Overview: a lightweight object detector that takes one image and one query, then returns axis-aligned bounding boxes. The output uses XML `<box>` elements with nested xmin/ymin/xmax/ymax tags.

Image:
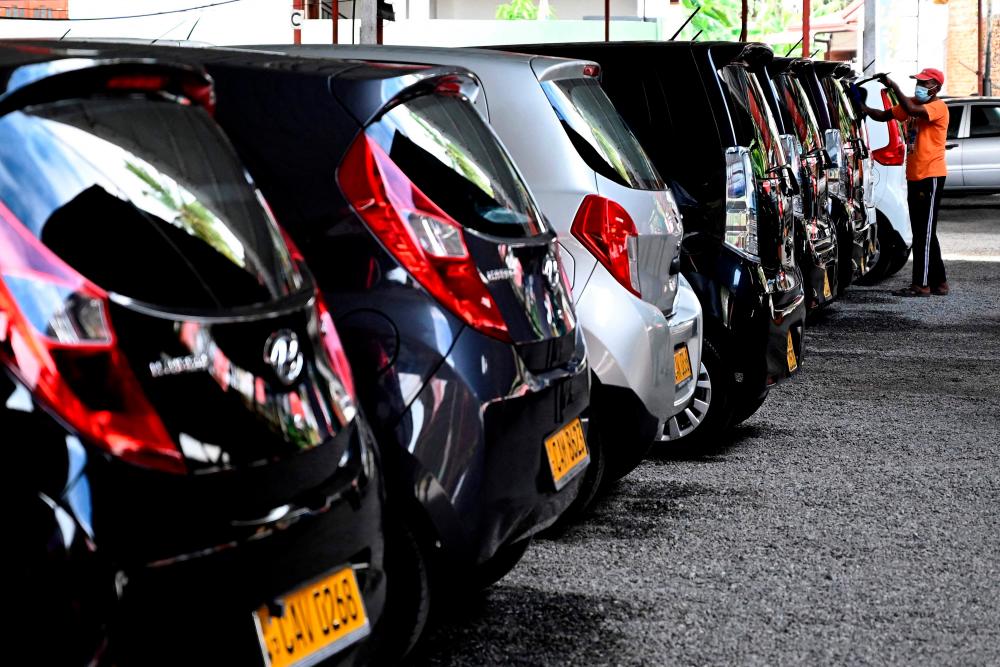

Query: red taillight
<box><xmin>105</xmin><ymin>74</ymin><xmax>169</xmax><ymax>91</ymax></box>
<box><xmin>571</xmin><ymin>195</ymin><xmax>640</xmax><ymax>297</ymax></box>
<box><xmin>337</xmin><ymin>132</ymin><xmax>511</xmax><ymax>342</ymax></box>
<box><xmin>873</xmin><ymin>90</ymin><xmax>905</xmax><ymax>166</ymax></box>
<box><xmin>315</xmin><ymin>295</ymin><xmax>356</xmax><ymax>403</ymax></box>
<box><xmin>0</xmin><ymin>201</ymin><xmax>185</xmax><ymax>474</ymax></box>
<box><xmin>583</xmin><ymin>64</ymin><xmax>601</xmax><ymax>77</ymax></box>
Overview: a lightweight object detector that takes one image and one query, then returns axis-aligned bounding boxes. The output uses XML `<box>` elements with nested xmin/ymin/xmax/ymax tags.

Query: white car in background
<box><xmin>859</xmin><ymin>79</ymin><xmax>912</xmax><ymax>282</ymax></box>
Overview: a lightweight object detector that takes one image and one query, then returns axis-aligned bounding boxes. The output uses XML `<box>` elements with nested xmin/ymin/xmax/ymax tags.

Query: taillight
<box><xmin>723</xmin><ymin>146</ymin><xmax>759</xmax><ymax>260</ymax></box>
<box><xmin>571</xmin><ymin>195</ymin><xmax>640</xmax><ymax>297</ymax></box>
<box><xmin>338</xmin><ymin>132</ymin><xmax>510</xmax><ymax>342</ymax></box>
<box><xmin>0</xmin><ymin>200</ymin><xmax>185</xmax><ymax>474</ymax></box>
<box><xmin>872</xmin><ymin>90</ymin><xmax>905</xmax><ymax>166</ymax></box>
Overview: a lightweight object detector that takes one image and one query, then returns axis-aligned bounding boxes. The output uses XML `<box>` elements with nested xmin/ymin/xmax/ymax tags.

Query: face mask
<box><xmin>914</xmin><ymin>86</ymin><xmax>933</xmax><ymax>102</ymax></box>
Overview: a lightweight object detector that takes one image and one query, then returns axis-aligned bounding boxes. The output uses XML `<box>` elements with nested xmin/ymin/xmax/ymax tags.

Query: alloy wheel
<box><xmin>663</xmin><ymin>362</ymin><xmax>712</xmax><ymax>440</ymax></box>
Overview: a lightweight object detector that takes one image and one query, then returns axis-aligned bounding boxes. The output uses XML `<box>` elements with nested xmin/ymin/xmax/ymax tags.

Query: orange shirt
<box><xmin>892</xmin><ymin>99</ymin><xmax>948</xmax><ymax>181</ymax></box>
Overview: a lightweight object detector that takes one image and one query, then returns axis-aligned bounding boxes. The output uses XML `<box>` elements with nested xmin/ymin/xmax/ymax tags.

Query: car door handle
<box><xmin>946</xmin><ymin>143</ymin><xmax>959</xmax><ymax>150</ymax></box>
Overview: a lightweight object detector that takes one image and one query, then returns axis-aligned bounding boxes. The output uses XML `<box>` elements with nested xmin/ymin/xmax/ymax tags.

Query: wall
<box><xmin>864</xmin><ymin>0</ymin><xmax>949</xmax><ymax>94</ymax></box>
<box><xmin>946</xmin><ymin>0</ymin><xmax>982</xmax><ymax>95</ymax></box>
<box><xmin>0</xmin><ymin>0</ymin><xmax>292</xmax><ymax>44</ymax></box>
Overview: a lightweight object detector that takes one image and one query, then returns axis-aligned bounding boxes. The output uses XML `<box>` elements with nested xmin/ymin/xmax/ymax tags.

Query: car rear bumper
<box><xmin>574</xmin><ymin>263</ymin><xmax>677</xmax><ymax>422</ymax></box>
<box><xmin>667</xmin><ymin>275</ymin><xmax>703</xmax><ymax>412</ymax></box>
<box><xmin>390</xmin><ymin>324</ymin><xmax>590</xmax><ymax>567</ymax></box>
<box><xmin>46</xmin><ymin>418</ymin><xmax>386</xmax><ymax>667</ymax></box>
<box><xmin>684</xmin><ymin>246</ymin><xmax>805</xmax><ymax>396</ymax></box>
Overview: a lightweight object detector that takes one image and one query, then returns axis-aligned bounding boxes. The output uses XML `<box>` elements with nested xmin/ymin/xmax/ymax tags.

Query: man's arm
<box><xmin>879</xmin><ymin>75</ymin><xmax>930</xmax><ymax>120</ymax></box>
<box><xmin>863</xmin><ymin>105</ymin><xmax>895</xmax><ymax>122</ymax></box>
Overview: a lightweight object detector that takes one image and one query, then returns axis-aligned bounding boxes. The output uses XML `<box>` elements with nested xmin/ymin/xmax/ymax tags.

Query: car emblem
<box><xmin>264</xmin><ymin>329</ymin><xmax>304</xmax><ymax>385</ymax></box>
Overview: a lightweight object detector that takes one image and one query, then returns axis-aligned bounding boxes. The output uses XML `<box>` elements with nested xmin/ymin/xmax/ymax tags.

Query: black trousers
<box><xmin>908</xmin><ymin>176</ymin><xmax>947</xmax><ymax>287</ymax></box>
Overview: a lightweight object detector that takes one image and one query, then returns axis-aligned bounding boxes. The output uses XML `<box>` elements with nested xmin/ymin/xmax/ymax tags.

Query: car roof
<box><xmin>250</xmin><ymin>44</ymin><xmax>595</xmax><ymax>80</ymax></box>
<box><xmin>943</xmin><ymin>96</ymin><xmax>1000</xmax><ymax>104</ymax></box>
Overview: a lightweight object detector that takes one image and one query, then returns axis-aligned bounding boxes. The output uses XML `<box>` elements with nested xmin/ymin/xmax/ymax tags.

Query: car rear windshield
<box><xmin>0</xmin><ymin>96</ymin><xmax>303</xmax><ymax>309</ymax></box>
<box><xmin>775</xmin><ymin>74</ymin><xmax>823</xmax><ymax>153</ymax></box>
<box><xmin>365</xmin><ymin>93</ymin><xmax>546</xmax><ymax>238</ymax></box>
<box><xmin>540</xmin><ymin>76</ymin><xmax>665</xmax><ymax>191</ymax></box>
<box><xmin>719</xmin><ymin>65</ymin><xmax>788</xmax><ymax>173</ymax></box>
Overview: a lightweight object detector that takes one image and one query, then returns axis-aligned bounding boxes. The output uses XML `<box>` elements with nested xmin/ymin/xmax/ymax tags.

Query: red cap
<box><xmin>911</xmin><ymin>67</ymin><xmax>944</xmax><ymax>86</ymax></box>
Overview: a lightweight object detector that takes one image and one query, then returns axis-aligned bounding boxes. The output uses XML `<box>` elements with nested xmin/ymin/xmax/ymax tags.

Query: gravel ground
<box><xmin>411</xmin><ymin>197</ymin><xmax>1000</xmax><ymax>666</ymax></box>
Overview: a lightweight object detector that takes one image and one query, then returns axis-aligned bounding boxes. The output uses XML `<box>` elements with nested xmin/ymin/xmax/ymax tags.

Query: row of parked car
<box><xmin>3</xmin><ymin>37</ymin><xmax>913</xmax><ymax>666</ymax></box>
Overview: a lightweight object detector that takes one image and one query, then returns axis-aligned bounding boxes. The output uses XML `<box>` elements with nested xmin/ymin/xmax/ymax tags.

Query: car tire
<box><xmin>374</xmin><ymin>516</ymin><xmax>432</xmax><ymax>664</ymax></box>
<box><xmin>729</xmin><ymin>387</ymin><xmax>769</xmax><ymax>427</ymax></box>
<box><xmin>474</xmin><ymin>538</ymin><xmax>532</xmax><ymax>590</ymax></box>
<box><xmin>660</xmin><ymin>338</ymin><xmax>734</xmax><ymax>449</ymax></box>
<box><xmin>856</xmin><ymin>212</ymin><xmax>897</xmax><ymax>285</ymax></box>
<box><xmin>885</xmin><ymin>245</ymin><xmax>911</xmax><ymax>278</ymax></box>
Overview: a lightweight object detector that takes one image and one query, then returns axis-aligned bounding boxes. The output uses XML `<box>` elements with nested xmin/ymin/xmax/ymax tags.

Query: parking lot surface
<box><xmin>414</xmin><ymin>196</ymin><xmax>1000</xmax><ymax>666</ymax></box>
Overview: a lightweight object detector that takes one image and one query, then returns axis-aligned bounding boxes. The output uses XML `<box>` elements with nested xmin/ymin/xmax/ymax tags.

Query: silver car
<box><xmin>944</xmin><ymin>97</ymin><xmax>1000</xmax><ymax>192</ymax></box>
<box><xmin>261</xmin><ymin>44</ymin><xmax>703</xmax><ymax>502</ymax></box>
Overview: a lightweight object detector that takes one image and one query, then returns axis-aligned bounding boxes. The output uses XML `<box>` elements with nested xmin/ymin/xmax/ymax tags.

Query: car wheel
<box><xmin>474</xmin><ymin>538</ymin><xmax>532</xmax><ymax>590</ymax></box>
<box><xmin>885</xmin><ymin>245</ymin><xmax>911</xmax><ymax>278</ymax></box>
<box><xmin>374</xmin><ymin>516</ymin><xmax>432</xmax><ymax>664</ymax></box>
<box><xmin>660</xmin><ymin>338</ymin><xmax>734</xmax><ymax>448</ymax></box>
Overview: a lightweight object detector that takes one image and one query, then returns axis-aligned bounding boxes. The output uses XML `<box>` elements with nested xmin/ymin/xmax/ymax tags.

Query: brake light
<box><xmin>337</xmin><ymin>132</ymin><xmax>510</xmax><ymax>342</ymax></box>
<box><xmin>723</xmin><ymin>146</ymin><xmax>759</xmax><ymax>260</ymax></box>
<box><xmin>583</xmin><ymin>64</ymin><xmax>601</xmax><ymax>77</ymax></box>
<box><xmin>571</xmin><ymin>195</ymin><xmax>640</xmax><ymax>297</ymax></box>
<box><xmin>0</xmin><ymin>200</ymin><xmax>184</xmax><ymax>474</ymax></box>
<box><xmin>872</xmin><ymin>90</ymin><xmax>905</xmax><ymax>166</ymax></box>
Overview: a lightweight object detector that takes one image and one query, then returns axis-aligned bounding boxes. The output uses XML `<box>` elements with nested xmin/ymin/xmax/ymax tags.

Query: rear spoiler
<box><xmin>733</xmin><ymin>43</ymin><xmax>774</xmax><ymax>68</ymax></box>
<box><xmin>0</xmin><ymin>57</ymin><xmax>213</xmax><ymax>117</ymax></box>
<box><xmin>328</xmin><ymin>63</ymin><xmax>483</xmax><ymax>126</ymax></box>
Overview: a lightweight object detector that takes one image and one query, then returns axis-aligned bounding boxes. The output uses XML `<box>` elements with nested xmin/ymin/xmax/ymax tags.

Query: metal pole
<box><xmin>333</xmin><ymin>0</ymin><xmax>339</xmax><ymax>43</ymax></box>
<box><xmin>978</xmin><ymin>0</ymin><xmax>984</xmax><ymax>95</ymax></box>
<box><xmin>740</xmin><ymin>0</ymin><xmax>748</xmax><ymax>41</ymax></box>
<box><xmin>294</xmin><ymin>0</ymin><xmax>304</xmax><ymax>44</ymax></box>
<box><xmin>803</xmin><ymin>0</ymin><xmax>810</xmax><ymax>58</ymax></box>
<box><xmin>605</xmin><ymin>0</ymin><xmax>610</xmax><ymax>42</ymax></box>
<box><xmin>359</xmin><ymin>0</ymin><xmax>377</xmax><ymax>44</ymax></box>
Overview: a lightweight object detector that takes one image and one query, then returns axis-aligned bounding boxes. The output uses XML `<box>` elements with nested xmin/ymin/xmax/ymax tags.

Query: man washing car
<box><xmin>862</xmin><ymin>68</ymin><xmax>949</xmax><ymax>297</ymax></box>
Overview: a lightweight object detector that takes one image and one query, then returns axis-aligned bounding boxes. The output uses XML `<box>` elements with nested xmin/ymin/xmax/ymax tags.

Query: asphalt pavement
<box><xmin>411</xmin><ymin>194</ymin><xmax>1000</xmax><ymax>666</ymax></box>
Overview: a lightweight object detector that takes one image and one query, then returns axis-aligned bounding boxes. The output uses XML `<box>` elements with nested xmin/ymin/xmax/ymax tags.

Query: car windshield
<box><xmin>541</xmin><ymin>76</ymin><xmax>666</xmax><ymax>191</ymax></box>
<box><xmin>366</xmin><ymin>93</ymin><xmax>546</xmax><ymax>238</ymax></box>
<box><xmin>0</xmin><ymin>96</ymin><xmax>303</xmax><ymax>309</ymax></box>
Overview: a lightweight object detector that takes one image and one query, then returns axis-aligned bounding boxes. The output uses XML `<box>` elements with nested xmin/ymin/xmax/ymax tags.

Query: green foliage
<box><xmin>495</xmin><ymin>0</ymin><xmax>554</xmax><ymax>20</ymax></box>
<box><xmin>674</xmin><ymin>0</ymin><xmax>852</xmax><ymax>56</ymax></box>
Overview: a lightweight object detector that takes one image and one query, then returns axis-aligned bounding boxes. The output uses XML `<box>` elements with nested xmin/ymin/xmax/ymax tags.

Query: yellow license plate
<box><xmin>786</xmin><ymin>330</ymin><xmax>798</xmax><ymax>372</ymax></box>
<box><xmin>254</xmin><ymin>567</ymin><xmax>369</xmax><ymax>667</ymax></box>
<box><xmin>674</xmin><ymin>345</ymin><xmax>693</xmax><ymax>386</ymax></box>
<box><xmin>823</xmin><ymin>271</ymin><xmax>832</xmax><ymax>298</ymax></box>
<box><xmin>544</xmin><ymin>417</ymin><xmax>588</xmax><ymax>490</ymax></box>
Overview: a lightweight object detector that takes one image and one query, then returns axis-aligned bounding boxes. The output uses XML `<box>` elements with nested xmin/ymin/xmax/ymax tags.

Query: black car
<box><xmin>764</xmin><ymin>55</ymin><xmax>841</xmax><ymax>310</ymax></box>
<box><xmin>0</xmin><ymin>49</ymin><xmax>384</xmax><ymax>666</ymax></box>
<box><xmin>792</xmin><ymin>58</ymin><xmax>878</xmax><ymax>290</ymax></box>
<box><xmin>52</xmin><ymin>40</ymin><xmax>592</xmax><ymax>657</ymax></box>
<box><xmin>504</xmin><ymin>40</ymin><xmax>806</xmax><ymax>443</ymax></box>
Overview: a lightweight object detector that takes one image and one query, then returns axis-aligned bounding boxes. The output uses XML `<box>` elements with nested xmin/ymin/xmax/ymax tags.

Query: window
<box><xmin>541</xmin><ymin>76</ymin><xmax>665</xmax><ymax>191</ymax></box>
<box><xmin>947</xmin><ymin>106</ymin><xmax>963</xmax><ymax>139</ymax></box>
<box><xmin>367</xmin><ymin>93</ymin><xmax>546</xmax><ymax>238</ymax></box>
<box><xmin>968</xmin><ymin>104</ymin><xmax>1000</xmax><ymax>138</ymax></box>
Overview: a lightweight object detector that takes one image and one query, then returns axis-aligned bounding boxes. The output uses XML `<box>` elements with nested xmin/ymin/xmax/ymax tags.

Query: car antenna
<box><xmin>669</xmin><ymin>5</ymin><xmax>701</xmax><ymax>41</ymax></box>
<box><xmin>186</xmin><ymin>16</ymin><xmax>202</xmax><ymax>40</ymax></box>
<box><xmin>59</xmin><ymin>28</ymin><xmax>71</xmax><ymax>40</ymax></box>
<box><xmin>692</xmin><ymin>29</ymin><xmax>703</xmax><ymax>41</ymax></box>
<box><xmin>862</xmin><ymin>57</ymin><xmax>876</xmax><ymax>73</ymax></box>
<box><xmin>784</xmin><ymin>38</ymin><xmax>802</xmax><ymax>57</ymax></box>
